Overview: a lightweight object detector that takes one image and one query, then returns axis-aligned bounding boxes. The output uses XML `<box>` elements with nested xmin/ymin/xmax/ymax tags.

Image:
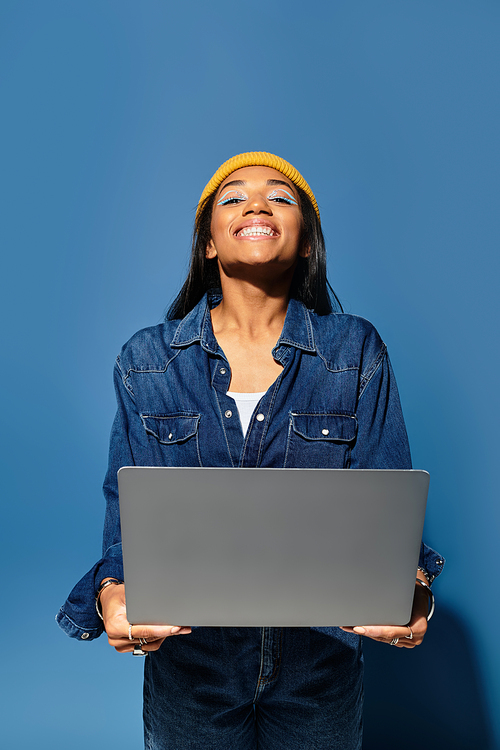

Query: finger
<box><xmin>118</xmin><ymin>638</ymin><xmax>167</xmax><ymax>653</ymax></box>
<box><xmin>139</xmin><ymin>638</ymin><xmax>167</xmax><ymax>653</ymax></box>
<box><xmin>349</xmin><ymin>625</ymin><xmax>422</xmax><ymax>645</ymax></box>
<box><xmin>134</xmin><ymin>630</ymin><xmax>191</xmax><ymax>646</ymax></box>
<box><xmin>131</xmin><ymin>624</ymin><xmax>192</xmax><ymax>640</ymax></box>
<box><xmin>109</xmin><ymin>636</ymin><xmax>166</xmax><ymax>653</ymax></box>
<box><xmin>106</xmin><ymin>618</ymin><xmax>178</xmax><ymax>641</ymax></box>
<box><xmin>112</xmin><ymin>632</ymin><xmax>191</xmax><ymax>654</ymax></box>
<box><xmin>351</xmin><ymin>625</ymin><xmax>408</xmax><ymax>639</ymax></box>
<box><xmin>108</xmin><ymin>626</ymin><xmax>192</xmax><ymax>651</ymax></box>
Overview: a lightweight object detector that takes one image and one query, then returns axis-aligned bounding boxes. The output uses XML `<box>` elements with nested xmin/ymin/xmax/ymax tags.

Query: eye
<box><xmin>267</xmin><ymin>189</ymin><xmax>298</xmax><ymax>206</ymax></box>
<box><xmin>217</xmin><ymin>190</ymin><xmax>247</xmax><ymax>206</ymax></box>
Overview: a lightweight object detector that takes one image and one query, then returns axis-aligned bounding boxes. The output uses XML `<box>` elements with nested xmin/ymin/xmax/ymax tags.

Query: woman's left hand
<box><xmin>339</xmin><ymin>578</ymin><xmax>430</xmax><ymax>648</ymax></box>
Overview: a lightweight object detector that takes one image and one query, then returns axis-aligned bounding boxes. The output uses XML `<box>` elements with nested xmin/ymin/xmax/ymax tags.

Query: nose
<box><xmin>243</xmin><ymin>191</ymin><xmax>272</xmax><ymax>215</ymax></box>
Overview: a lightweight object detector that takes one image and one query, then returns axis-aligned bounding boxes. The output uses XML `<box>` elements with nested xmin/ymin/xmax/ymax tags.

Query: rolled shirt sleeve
<box><xmin>56</xmin><ymin>358</ymin><xmax>140</xmax><ymax>640</ymax></box>
<box><xmin>351</xmin><ymin>340</ymin><xmax>444</xmax><ymax>581</ymax></box>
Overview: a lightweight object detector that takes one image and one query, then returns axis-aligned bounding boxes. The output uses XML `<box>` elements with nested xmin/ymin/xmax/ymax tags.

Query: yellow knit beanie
<box><xmin>196</xmin><ymin>151</ymin><xmax>320</xmax><ymax>225</ymax></box>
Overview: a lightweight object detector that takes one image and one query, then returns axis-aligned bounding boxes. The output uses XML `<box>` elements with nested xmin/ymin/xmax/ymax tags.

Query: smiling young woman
<box><xmin>58</xmin><ymin>152</ymin><xmax>444</xmax><ymax>750</ymax></box>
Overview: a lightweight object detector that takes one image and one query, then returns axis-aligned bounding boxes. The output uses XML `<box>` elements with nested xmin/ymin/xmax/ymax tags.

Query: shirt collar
<box><xmin>275</xmin><ymin>298</ymin><xmax>316</xmax><ymax>352</ymax></box>
<box><xmin>171</xmin><ymin>292</ymin><xmax>316</xmax><ymax>354</ymax></box>
<box><xmin>170</xmin><ymin>293</ymin><xmax>220</xmax><ymax>354</ymax></box>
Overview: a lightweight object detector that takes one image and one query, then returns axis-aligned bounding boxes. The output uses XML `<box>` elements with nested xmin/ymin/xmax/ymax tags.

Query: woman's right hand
<box><xmin>99</xmin><ymin>580</ymin><xmax>192</xmax><ymax>653</ymax></box>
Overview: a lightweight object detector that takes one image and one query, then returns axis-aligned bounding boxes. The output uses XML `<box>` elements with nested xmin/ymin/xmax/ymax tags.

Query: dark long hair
<box><xmin>167</xmin><ymin>186</ymin><xmax>342</xmax><ymax>320</ymax></box>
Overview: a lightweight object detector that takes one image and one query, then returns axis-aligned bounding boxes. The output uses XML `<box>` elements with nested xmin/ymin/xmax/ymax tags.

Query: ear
<box><xmin>299</xmin><ymin>242</ymin><xmax>311</xmax><ymax>259</ymax></box>
<box><xmin>206</xmin><ymin>239</ymin><xmax>217</xmax><ymax>259</ymax></box>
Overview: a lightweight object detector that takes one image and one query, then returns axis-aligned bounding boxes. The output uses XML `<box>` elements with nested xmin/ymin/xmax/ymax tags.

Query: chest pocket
<box><xmin>140</xmin><ymin>413</ymin><xmax>202</xmax><ymax>467</ymax></box>
<box><xmin>284</xmin><ymin>412</ymin><xmax>357</xmax><ymax>468</ymax></box>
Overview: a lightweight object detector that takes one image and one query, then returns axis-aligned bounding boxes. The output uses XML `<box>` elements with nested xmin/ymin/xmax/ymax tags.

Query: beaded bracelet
<box><xmin>95</xmin><ymin>578</ymin><xmax>124</xmax><ymax>621</ymax></box>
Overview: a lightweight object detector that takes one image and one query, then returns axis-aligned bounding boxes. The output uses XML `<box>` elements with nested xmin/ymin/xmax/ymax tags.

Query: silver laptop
<box><xmin>118</xmin><ymin>467</ymin><xmax>429</xmax><ymax>627</ymax></box>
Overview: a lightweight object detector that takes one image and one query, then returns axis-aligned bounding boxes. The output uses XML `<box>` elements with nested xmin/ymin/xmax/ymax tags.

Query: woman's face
<box><xmin>206</xmin><ymin>166</ymin><xmax>309</xmax><ymax>281</ymax></box>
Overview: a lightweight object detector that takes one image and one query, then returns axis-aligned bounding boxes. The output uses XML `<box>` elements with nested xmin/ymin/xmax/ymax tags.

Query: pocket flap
<box><xmin>290</xmin><ymin>413</ymin><xmax>357</xmax><ymax>442</ymax></box>
<box><xmin>140</xmin><ymin>413</ymin><xmax>200</xmax><ymax>444</ymax></box>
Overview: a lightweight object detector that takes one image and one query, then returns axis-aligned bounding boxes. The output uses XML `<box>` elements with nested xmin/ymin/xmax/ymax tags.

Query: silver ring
<box><xmin>139</xmin><ymin>637</ymin><xmax>148</xmax><ymax>646</ymax></box>
<box><xmin>390</xmin><ymin>637</ymin><xmax>399</xmax><ymax>646</ymax></box>
<box><xmin>128</xmin><ymin>624</ymin><xmax>134</xmax><ymax>642</ymax></box>
<box><xmin>404</xmin><ymin>626</ymin><xmax>414</xmax><ymax>640</ymax></box>
<box><xmin>132</xmin><ymin>645</ymin><xmax>147</xmax><ymax>656</ymax></box>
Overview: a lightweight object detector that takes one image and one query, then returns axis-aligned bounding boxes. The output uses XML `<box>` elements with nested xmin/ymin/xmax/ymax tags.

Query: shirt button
<box><xmin>322</xmin><ymin>428</ymin><xmax>330</xmax><ymax>436</ymax></box>
<box><xmin>256</xmin><ymin>413</ymin><xmax>265</xmax><ymax>422</ymax></box>
<box><xmin>225</xmin><ymin>410</ymin><xmax>232</xmax><ymax>418</ymax></box>
<box><xmin>436</xmin><ymin>559</ymin><xmax>444</xmax><ymax>565</ymax></box>
<box><xmin>168</xmin><ymin>433</ymin><xmax>173</xmax><ymax>440</ymax></box>
<box><xmin>81</xmin><ymin>633</ymin><xmax>90</xmax><ymax>640</ymax></box>
<box><xmin>220</xmin><ymin>368</ymin><xmax>227</xmax><ymax>375</ymax></box>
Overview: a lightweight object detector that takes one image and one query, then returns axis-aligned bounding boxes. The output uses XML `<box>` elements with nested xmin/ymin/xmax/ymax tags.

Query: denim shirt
<box><xmin>57</xmin><ymin>293</ymin><xmax>444</xmax><ymax>641</ymax></box>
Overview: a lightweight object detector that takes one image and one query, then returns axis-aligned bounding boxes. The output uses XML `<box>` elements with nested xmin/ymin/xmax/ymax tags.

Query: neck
<box><xmin>211</xmin><ymin>278</ymin><xmax>290</xmax><ymax>338</ymax></box>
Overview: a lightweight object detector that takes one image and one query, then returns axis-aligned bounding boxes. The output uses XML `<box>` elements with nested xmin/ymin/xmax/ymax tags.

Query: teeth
<box><xmin>238</xmin><ymin>226</ymin><xmax>275</xmax><ymax>237</ymax></box>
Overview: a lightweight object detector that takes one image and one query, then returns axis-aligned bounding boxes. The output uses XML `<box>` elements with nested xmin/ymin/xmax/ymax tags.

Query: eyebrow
<box><xmin>267</xmin><ymin>179</ymin><xmax>296</xmax><ymax>191</ymax></box>
<box><xmin>218</xmin><ymin>178</ymin><xmax>297</xmax><ymax>194</ymax></box>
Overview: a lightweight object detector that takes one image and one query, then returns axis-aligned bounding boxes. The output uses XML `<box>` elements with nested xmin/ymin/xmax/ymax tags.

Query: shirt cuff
<box><xmin>56</xmin><ymin>543</ymin><xmax>124</xmax><ymax>641</ymax></box>
<box><xmin>419</xmin><ymin>541</ymin><xmax>445</xmax><ymax>584</ymax></box>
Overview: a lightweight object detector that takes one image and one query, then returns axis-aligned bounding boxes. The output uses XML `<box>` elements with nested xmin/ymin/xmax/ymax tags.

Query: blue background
<box><xmin>1</xmin><ymin>1</ymin><xmax>498</xmax><ymax>747</ymax></box>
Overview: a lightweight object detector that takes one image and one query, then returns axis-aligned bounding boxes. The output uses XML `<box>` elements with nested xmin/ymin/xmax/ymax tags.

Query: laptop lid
<box><xmin>118</xmin><ymin>467</ymin><xmax>429</xmax><ymax>627</ymax></box>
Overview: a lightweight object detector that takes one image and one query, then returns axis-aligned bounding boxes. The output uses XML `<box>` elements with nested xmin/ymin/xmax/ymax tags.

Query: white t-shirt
<box><xmin>227</xmin><ymin>391</ymin><xmax>267</xmax><ymax>436</ymax></box>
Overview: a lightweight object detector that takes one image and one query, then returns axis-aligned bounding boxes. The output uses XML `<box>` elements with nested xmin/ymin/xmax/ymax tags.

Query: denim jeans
<box><xmin>143</xmin><ymin>627</ymin><xmax>363</xmax><ymax>750</ymax></box>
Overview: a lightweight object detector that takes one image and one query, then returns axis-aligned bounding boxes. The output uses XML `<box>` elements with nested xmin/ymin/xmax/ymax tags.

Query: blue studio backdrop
<box><xmin>1</xmin><ymin>2</ymin><xmax>499</xmax><ymax>748</ymax></box>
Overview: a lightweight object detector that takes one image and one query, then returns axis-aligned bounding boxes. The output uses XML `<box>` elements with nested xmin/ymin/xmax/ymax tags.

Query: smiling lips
<box><xmin>235</xmin><ymin>221</ymin><xmax>279</xmax><ymax>238</ymax></box>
